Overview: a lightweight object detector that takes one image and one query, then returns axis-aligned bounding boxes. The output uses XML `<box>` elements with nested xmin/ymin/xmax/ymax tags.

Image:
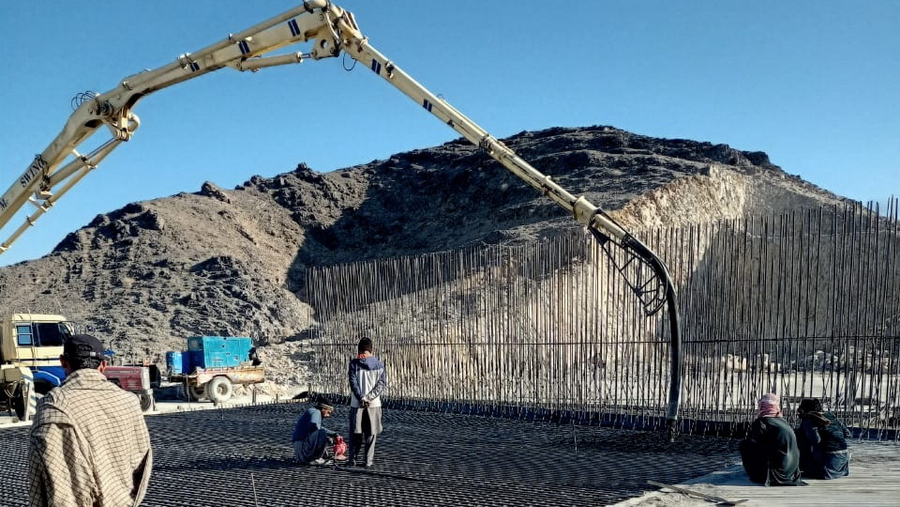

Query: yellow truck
<box><xmin>0</xmin><ymin>313</ymin><xmax>155</xmax><ymax>420</ymax></box>
<box><xmin>0</xmin><ymin>313</ymin><xmax>72</xmax><ymax>419</ymax></box>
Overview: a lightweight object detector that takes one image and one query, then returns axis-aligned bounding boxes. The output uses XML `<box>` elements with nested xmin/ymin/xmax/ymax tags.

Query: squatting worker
<box><xmin>28</xmin><ymin>333</ymin><xmax>153</xmax><ymax>507</ymax></box>
<box><xmin>348</xmin><ymin>336</ymin><xmax>387</xmax><ymax>467</ymax></box>
<box><xmin>292</xmin><ymin>398</ymin><xmax>342</xmax><ymax>465</ymax></box>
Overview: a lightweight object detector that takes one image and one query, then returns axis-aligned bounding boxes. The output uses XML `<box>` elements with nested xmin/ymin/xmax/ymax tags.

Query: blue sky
<box><xmin>1</xmin><ymin>1</ymin><xmax>897</xmax><ymax>266</ymax></box>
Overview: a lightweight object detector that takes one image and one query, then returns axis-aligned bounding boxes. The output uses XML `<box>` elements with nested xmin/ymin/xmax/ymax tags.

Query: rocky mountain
<box><xmin>0</xmin><ymin>125</ymin><xmax>850</xmax><ymax>389</ymax></box>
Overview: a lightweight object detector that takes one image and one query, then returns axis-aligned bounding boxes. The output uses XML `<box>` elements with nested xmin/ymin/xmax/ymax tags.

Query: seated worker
<box><xmin>292</xmin><ymin>399</ymin><xmax>346</xmax><ymax>466</ymax></box>
<box><xmin>739</xmin><ymin>393</ymin><xmax>805</xmax><ymax>486</ymax></box>
<box><xmin>795</xmin><ymin>398</ymin><xmax>851</xmax><ymax>479</ymax></box>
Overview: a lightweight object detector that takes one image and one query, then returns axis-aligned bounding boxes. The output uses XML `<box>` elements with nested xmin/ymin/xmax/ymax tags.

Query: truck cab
<box><xmin>1</xmin><ymin>313</ymin><xmax>72</xmax><ymax>394</ymax></box>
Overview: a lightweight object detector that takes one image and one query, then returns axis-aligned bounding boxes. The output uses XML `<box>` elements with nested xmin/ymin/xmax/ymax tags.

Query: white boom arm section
<box><xmin>1</xmin><ymin>1</ymin><xmax>682</xmax><ymax>436</ymax></box>
<box><xmin>0</xmin><ymin>1</ymin><xmax>348</xmax><ymax>254</ymax></box>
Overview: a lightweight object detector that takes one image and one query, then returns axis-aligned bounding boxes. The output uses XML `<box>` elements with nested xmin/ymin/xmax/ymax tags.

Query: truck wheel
<box><xmin>207</xmin><ymin>376</ymin><xmax>233</xmax><ymax>404</ymax></box>
<box><xmin>185</xmin><ymin>383</ymin><xmax>206</xmax><ymax>401</ymax></box>
<box><xmin>136</xmin><ymin>392</ymin><xmax>154</xmax><ymax>412</ymax></box>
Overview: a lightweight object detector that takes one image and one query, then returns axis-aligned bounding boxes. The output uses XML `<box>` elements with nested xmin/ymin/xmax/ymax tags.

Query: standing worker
<box><xmin>348</xmin><ymin>336</ymin><xmax>387</xmax><ymax>468</ymax></box>
<box><xmin>28</xmin><ymin>334</ymin><xmax>153</xmax><ymax>507</ymax></box>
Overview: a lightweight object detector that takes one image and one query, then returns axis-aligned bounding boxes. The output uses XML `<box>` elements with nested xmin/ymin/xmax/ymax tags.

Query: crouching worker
<box><xmin>292</xmin><ymin>399</ymin><xmax>347</xmax><ymax>466</ymax></box>
<box><xmin>739</xmin><ymin>393</ymin><xmax>805</xmax><ymax>486</ymax></box>
<box><xmin>795</xmin><ymin>398</ymin><xmax>851</xmax><ymax>479</ymax></box>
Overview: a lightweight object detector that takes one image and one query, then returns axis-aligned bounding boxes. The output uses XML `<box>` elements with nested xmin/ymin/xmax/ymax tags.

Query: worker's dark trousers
<box><xmin>350</xmin><ymin>433</ymin><xmax>377</xmax><ymax>466</ymax></box>
<box><xmin>294</xmin><ymin>429</ymin><xmax>329</xmax><ymax>464</ymax></box>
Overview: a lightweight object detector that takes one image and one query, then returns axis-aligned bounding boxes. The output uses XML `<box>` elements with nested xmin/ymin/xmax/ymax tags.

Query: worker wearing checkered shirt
<box><xmin>27</xmin><ymin>334</ymin><xmax>153</xmax><ymax>507</ymax></box>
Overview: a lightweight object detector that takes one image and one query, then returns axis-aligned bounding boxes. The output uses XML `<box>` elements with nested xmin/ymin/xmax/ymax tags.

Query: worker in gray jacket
<box><xmin>347</xmin><ymin>336</ymin><xmax>387</xmax><ymax>467</ymax></box>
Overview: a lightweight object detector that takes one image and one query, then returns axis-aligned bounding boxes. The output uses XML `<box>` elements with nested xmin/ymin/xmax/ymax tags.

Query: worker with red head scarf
<box><xmin>739</xmin><ymin>393</ymin><xmax>805</xmax><ymax>486</ymax></box>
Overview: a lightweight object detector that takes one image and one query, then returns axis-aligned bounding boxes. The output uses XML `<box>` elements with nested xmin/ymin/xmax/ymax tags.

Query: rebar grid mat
<box><xmin>0</xmin><ymin>402</ymin><xmax>742</xmax><ymax>506</ymax></box>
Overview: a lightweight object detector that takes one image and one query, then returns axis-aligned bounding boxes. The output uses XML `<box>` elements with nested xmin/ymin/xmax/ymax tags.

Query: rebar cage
<box><xmin>304</xmin><ymin>201</ymin><xmax>900</xmax><ymax>440</ymax></box>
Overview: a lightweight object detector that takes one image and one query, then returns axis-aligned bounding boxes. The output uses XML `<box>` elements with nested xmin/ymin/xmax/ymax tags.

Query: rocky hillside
<box><xmin>0</xmin><ymin>125</ymin><xmax>849</xmax><ymax>389</ymax></box>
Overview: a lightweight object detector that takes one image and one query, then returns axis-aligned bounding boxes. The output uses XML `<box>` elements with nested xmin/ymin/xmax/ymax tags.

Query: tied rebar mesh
<box><xmin>304</xmin><ymin>201</ymin><xmax>900</xmax><ymax>439</ymax></box>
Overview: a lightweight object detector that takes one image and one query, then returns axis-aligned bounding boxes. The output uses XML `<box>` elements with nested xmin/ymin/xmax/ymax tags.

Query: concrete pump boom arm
<box><xmin>0</xmin><ymin>0</ymin><xmax>352</xmax><ymax>254</ymax></box>
<box><xmin>1</xmin><ymin>1</ymin><xmax>682</xmax><ymax>435</ymax></box>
